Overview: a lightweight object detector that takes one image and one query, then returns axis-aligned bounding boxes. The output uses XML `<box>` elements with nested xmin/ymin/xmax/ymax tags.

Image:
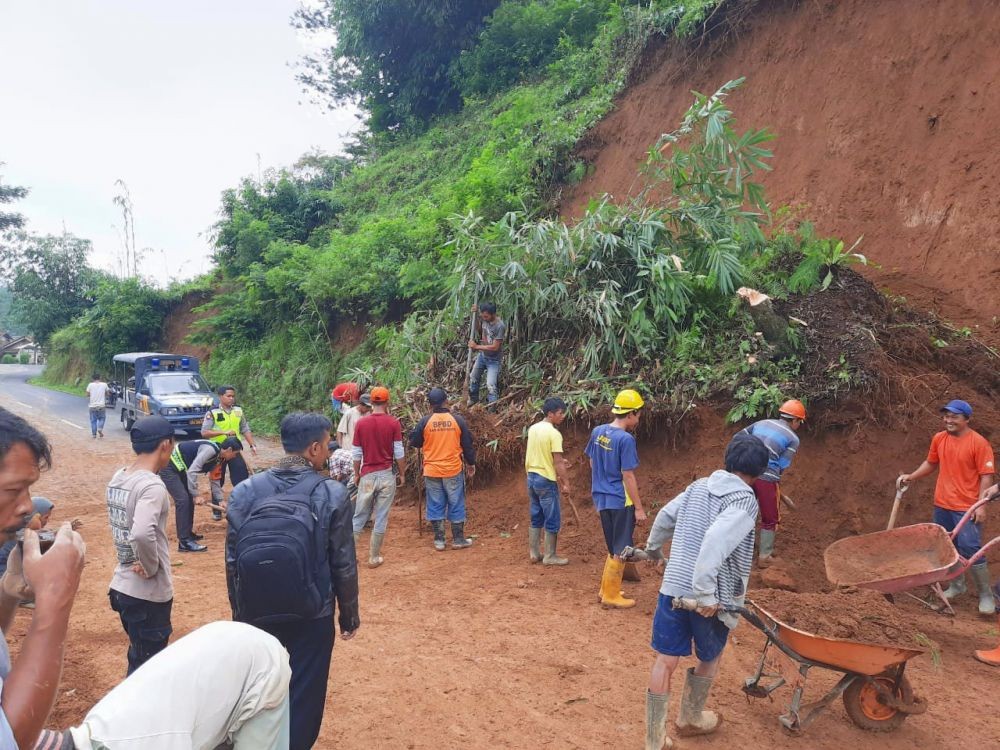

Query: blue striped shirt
<box><xmin>743</xmin><ymin>419</ymin><xmax>799</xmax><ymax>482</ymax></box>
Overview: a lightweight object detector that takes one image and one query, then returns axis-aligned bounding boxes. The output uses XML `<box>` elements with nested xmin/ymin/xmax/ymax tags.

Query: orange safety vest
<box><xmin>421</xmin><ymin>412</ymin><xmax>463</xmax><ymax>478</ymax></box>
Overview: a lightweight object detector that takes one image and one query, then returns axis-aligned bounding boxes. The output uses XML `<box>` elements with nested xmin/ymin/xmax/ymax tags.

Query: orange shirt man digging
<box><xmin>900</xmin><ymin>399</ymin><xmax>996</xmax><ymax>615</ymax></box>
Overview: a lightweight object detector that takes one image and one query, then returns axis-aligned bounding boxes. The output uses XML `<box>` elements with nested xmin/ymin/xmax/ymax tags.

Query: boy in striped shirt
<box><xmin>640</xmin><ymin>433</ymin><xmax>769</xmax><ymax>750</ymax></box>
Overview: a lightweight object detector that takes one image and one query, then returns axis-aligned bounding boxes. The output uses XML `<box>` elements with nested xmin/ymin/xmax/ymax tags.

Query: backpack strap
<box><xmin>289</xmin><ymin>471</ymin><xmax>326</xmax><ymax>504</ymax></box>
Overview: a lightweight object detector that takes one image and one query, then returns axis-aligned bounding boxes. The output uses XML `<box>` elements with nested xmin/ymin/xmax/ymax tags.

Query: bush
<box><xmin>17</xmin><ymin>352</ymin><xmax>29</xmax><ymax>364</ymax></box>
<box><xmin>1</xmin><ymin>354</ymin><xmax>15</xmax><ymax>364</ymax></box>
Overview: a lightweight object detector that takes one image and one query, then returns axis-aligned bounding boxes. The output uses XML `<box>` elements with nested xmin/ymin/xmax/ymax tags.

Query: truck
<box><xmin>109</xmin><ymin>352</ymin><xmax>217</xmax><ymax>435</ymax></box>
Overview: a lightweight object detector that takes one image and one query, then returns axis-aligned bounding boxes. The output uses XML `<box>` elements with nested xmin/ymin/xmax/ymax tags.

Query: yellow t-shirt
<box><xmin>525</xmin><ymin>420</ymin><xmax>563</xmax><ymax>482</ymax></box>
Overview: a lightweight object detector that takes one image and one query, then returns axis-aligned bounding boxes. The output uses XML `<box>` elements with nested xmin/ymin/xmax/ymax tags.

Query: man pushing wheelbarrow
<box><xmin>899</xmin><ymin>399</ymin><xmax>996</xmax><ymax>615</ymax></box>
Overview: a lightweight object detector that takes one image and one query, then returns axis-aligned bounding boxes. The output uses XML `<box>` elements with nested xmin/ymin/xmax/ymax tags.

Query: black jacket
<box><xmin>225</xmin><ymin>465</ymin><xmax>360</xmax><ymax>632</ymax></box>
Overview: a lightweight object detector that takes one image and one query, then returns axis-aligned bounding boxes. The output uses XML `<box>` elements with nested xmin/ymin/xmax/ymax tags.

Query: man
<box><xmin>159</xmin><ymin>437</ymin><xmax>243</xmax><ymax>552</ymax></box>
<box><xmin>525</xmin><ymin>397</ymin><xmax>571</xmax><ymax>566</ymax></box>
<box><xmin>468</xmin><ymin>301</ymin><xmax>506</xmax><ymax>406</ymax></box>
<box><xmin>330</xmin><ymin>381</ymin><xmax>360</xmax><ymax>415</ymax></box>
<box><xmin>409</xmin><ymin>387</ymin><xmax>476</xmax><ymax>552</ymax></box>
<box><xmin>227</xmin><ymin>411</ymin><xmax>360</xmax><ymax>750</ymax></box>
<box><xmin>352</xmin><ymin>386</ymin><xmax>406</xmax><ymax>568</ymax></box>
<box><xmin>740</xmin><ymin>398</ymin><xmax>806</xmax><ymax>566</ymax></box>
<box><xmin>202</xmin><ymin>384</ymin><xmax>258</xmax><ymax>520</ymax></box>
<box><xmin>641</xmin><ymin>434</ymin><xmax>770</xmax><ymax>749</ymax></box>
<box><xmin>585</xmin><ymin>389</ymin><xmax>648</xmax><ymax>609</ymax></box>
<box><xmin>0</xmin><ymin>407</ymin><xmax>292</xmax><ymax>750</ymax></box>
<box><xmin>900</xmin><ymin>399</ymin><xmax>996</xmax><ymax>615</ymax></box>
<box><xmin>106</xmin><ymin>415</ymin><xmax>176</xmax><ymax>675</ymax></box>
<box><xmin>337</xmin><ymin>393</ymin><xmax>372</xmax><ymax>450</ymax></box>
<box><xmin>85</xmin><ymin>373</ymin><xmax>108</xmax><ymax>439</ymax></box>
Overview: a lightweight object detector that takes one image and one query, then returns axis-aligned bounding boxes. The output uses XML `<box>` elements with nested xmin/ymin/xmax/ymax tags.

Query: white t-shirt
<box><xmin>87</xmin><ymin>381</ymin><xmax>109</xmax><ymax>409</ymax></box>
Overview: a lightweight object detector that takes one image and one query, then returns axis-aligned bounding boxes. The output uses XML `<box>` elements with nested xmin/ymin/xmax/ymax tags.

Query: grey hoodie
<box><xmin>646</xmin><ymin>470</ymin><xmax>759</xmax><ymax>628</ymax></box>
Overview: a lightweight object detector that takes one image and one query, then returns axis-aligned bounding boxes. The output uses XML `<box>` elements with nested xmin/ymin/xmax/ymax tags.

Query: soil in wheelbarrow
<box><xmin>752</xmin><ymin>588</ymin><xmax>927</xmax><ymax>648</ymax></box>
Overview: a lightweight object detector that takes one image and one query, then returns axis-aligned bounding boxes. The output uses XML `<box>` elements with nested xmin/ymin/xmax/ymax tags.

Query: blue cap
<box><xmin>941</xmin><ymin>399</ymin><xmax>972</xmax><ymax>417</ymax></box>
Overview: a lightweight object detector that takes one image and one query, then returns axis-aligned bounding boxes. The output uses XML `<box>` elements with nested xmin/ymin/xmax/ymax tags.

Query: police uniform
<box><xmin>159</xmin><ymin>440</ymin><xmax>224</xmax><ymax>545</ymax></box>
<box><xmin>202</xmin><ymin>406</ymin><xmax>252</xmax><ymax>517</ymax></box>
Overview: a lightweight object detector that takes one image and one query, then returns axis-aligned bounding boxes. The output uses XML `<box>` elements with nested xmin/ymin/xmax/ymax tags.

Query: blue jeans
<box><xmin>933</xmin><ymin>506</ymin><xmax>984</xmax><ymax>565</ymax></box>
<box><xmin>527</xmin><ymin>473</ymin><xmax>561</xmax><ymax>532</ymax></box>
<box><xmin>89</xmin><ymin>407</ymin><xmax>107</xmax><ymax>436</ymax></box>
<box><xmin>424</xmin><ymin>472</ymin><xmax>467</xmax><ymax>523</ymax></box>
<box><xmin>353</xmin><ymin>469</ymin><xmax>397</xmax><ymax>534</ymax></box>
<box><xmin>469</xmin><ymin>353</ymin><xmax>501</xmax><ymax>404</ymax></box>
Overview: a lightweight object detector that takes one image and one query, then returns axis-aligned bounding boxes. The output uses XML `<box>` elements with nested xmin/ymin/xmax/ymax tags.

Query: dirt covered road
<box><xmin>4</xmin><ymin>393</ymin><xmax>1000</xmax><ymax>748</ymax></box>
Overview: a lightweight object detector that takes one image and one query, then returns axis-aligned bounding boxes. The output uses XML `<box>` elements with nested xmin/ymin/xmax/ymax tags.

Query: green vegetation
<box><xmin>1</xmin><ymin>354</ymin><xmax>14</xmax><ymax>364</ymax></box>
<box><xmin>25</xmin><ymin>0</ymin><xmax>871</xmax><ymax>432</ymax></box>
<box><xmin>27</xmin><ymin>374</ymin><xmax>88</xmax><ymax>398</ymax></box>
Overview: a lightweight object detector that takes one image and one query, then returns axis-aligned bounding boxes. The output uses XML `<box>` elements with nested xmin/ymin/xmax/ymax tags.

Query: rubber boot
<box><xmin>758</xmin><ymin>529</ymin><xmax>776</xmax><ymax>568</ymax></box>
<box><xmin>600</xmin><ymin>557</ymin><xmax>635</xmax><ymax>609</ymax></box>
<box><xmin>431</xmin><ymin>520</ymin><xmax>446</xmax><ymax>552</ymax></box>
<box><xmin>368</xmin><ymin>532</ymin><xmax>385</xmax><ymax>568</ymax></box>
<box><xmin>451</xmin><ymin>522</ymin><xmax>473</xmax><ymax>549</ymax></box>
<box><xmin>528</xmin><ymin>527</ymin><xmax>542</xmax><ymax>563</ymax></box>
<box><xmin>597</xmin><ymin>555</ymin><xmax>612</xmax><ymax>602</ymax></box>
<box><xmin>974</xmin><ymin>643</ymin><xmax>1000</xmax><ymax>666</ymax></box>
<box><xmin>542</xmin><ymin>531</ymin><xmax>568</xmax><ymax>566</ymax></box>
<box><xmin>645</xmin><ymin>690</ymin><xmax>673</xmax><ymax>750</ymax></box>
<box><xmin>675</xmin><ymin>668</ymin><xmax>722</xmax><ymax>737</ymax></box>
<box><xmin>971</xmin><ymin>564</ymin><xmax>997</xmax><ymax>615</ymax></box>
<box><xmin>943</xmin><ymin>574</ymin><xmax>968</xmax><ymax>600</ymax></box>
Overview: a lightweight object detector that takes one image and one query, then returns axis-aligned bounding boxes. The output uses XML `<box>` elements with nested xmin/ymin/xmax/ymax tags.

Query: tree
<box><xmin>0</xmin><ymin>232</ymin><xmax>97</xmax><ymax>344</ymax></box>
<box><xmin>0</xmin><ymin>166</ymin><xmax>28</xmax><ymax>233</ymax></box>
<box><xmin>293</xmin><ymin>0</ymin><xmax>499</xmax><ymax>132</ymax></box>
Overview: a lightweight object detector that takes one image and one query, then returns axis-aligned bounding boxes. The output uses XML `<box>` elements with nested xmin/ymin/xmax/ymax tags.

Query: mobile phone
<box><xmin>16</xmin><ymin>529</ymin><xmax>56</xmax><ymax>555</ymax></box>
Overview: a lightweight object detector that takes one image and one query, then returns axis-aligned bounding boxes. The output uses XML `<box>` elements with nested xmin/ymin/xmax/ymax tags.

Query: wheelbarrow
<box><xmin>673</xmin><ymin>598</ymin><xmax>927</xmax><ymax>733</ymax></box>
<box><xmin>824</xmin><ymin>494</ymin><xmax>1000</xmax><ymax>614</ymax></box>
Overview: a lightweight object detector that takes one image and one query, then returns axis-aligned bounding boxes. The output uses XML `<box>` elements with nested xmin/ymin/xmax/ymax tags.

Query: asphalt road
<box><xmin>0</xmin><ymin>364</ymin><xmax>128</xmax><ymax>439</ymax></box>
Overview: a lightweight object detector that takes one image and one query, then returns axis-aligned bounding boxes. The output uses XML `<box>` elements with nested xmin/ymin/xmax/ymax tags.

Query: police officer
<box><xmin>201</xmin><ymin>385</ymin><xmax>258</xmax><ymax>520</ymax></box>
<box><xmin>160</xmin><ymin>437</ymin><xmax>243</xmax><ymax>551</ymax></box>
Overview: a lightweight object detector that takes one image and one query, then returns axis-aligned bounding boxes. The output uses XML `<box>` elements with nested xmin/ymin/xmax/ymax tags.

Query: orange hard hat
<box><xmin>779</xmin><ymin>399</ymin><xmax>807</xmax><ymax>421</ymax></box>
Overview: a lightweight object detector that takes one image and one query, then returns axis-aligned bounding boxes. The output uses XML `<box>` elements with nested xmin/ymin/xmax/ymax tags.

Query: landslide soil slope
<box><xmin>563</xmin><ymin>0</ymin><xmax>1000</xmax><ymax>333</ymax></box>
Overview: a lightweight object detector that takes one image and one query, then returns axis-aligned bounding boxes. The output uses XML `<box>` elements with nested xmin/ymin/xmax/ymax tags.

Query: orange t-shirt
<box><xmin>420</xmin><ymin>412</ymin><xmax>463</xmax><ymax>478</ymax></box>
<box><xmin>927</xmin><ymin>429</ymin><xmax>995</xmax><ymax>511</ymax></box>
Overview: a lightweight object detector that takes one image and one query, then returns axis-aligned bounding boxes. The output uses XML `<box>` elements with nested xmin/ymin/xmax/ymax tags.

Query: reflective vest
<box><xmin>208</xmin><ymin>406</ymin><xmax>244</xmax><ymax>444</ymax></box>
<box><xmin>421</xmin><ymin>411</ymin><xmax>463</xmax><ymax>478</ymax></box>
<box><xmin>170</xmin><ymin>440</ymin><xmax>221</xmax><ymax>473</ymax></box>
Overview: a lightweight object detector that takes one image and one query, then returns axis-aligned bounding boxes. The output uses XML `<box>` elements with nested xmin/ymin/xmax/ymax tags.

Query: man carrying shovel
<box><xmin>900</xmin><ymin>399</ymin><xmax>996</xmax><ymax>615</ymax></box>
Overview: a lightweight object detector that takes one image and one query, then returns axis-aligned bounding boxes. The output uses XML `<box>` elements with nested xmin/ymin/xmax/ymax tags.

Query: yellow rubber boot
<box><xmin>974</xmin><ymin>644</ymin><xmax>1000</xmax><ymax>666</ymax></box>
<box><xmin>597</xmin><ymin>555</ymin><xmax>612</xmax><ymax>602</ymax></box>
<box><xmin>601</xmin><ymin>557</ymin><xmax>636</xmax><ymax>609</ymax></box>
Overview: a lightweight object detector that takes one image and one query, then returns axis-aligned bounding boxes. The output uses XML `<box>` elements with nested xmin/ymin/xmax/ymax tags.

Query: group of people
<box><xmin>0</xmin><ymin>299</ymin><xmax>997</xmax><ymax>749</ymax></box>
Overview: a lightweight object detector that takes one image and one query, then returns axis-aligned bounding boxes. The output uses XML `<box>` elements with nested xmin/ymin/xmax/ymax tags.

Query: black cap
<box><xmin>358</xmin><ymin>394</ymin><xmax>372</xmax><ymax>406</ymax></box>
<box><xmin>130</xmin><ymin>416</ymin><xmax>174</xmax><ymax>445</ymax></box>
<box><xmin>428</xmin><ymin>388</ymin><xmax>448</xmax><ymax>406</ymax></box>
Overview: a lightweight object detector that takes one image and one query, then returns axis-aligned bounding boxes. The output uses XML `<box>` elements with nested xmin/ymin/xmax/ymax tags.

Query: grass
<box><xmin>27</xmin><ymin>375</ymin><xmax>87</xmax><ymax>398</ymax></box>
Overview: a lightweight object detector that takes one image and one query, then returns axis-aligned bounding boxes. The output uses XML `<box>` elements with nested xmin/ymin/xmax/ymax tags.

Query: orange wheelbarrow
<box><xmin>824</xmin><ymin>495</ymin><xmax>1000</xmax><ymax>614</ymax></box>
<box><xmin>674</xmin><ymin>598</ymin><xmax>927</xmax><ymax>733</ymax></box>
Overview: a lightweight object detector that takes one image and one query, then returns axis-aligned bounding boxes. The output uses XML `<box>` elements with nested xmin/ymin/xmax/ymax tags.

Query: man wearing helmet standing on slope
<box><xmin>740</xmin><ymin>399</ymin><xmax>806</xmax><ymax>567</ymax></box>
<box><xmin>586</xmin><ymin>389</ymin><xmax>648</xmax><ymax>609</ymax></box>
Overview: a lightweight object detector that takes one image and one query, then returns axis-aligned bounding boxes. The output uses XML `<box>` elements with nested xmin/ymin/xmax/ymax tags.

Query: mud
<box><xmin>752</xmin><ymin>588</ymin><xmax>925</xmax><ymax>647</ymax></box>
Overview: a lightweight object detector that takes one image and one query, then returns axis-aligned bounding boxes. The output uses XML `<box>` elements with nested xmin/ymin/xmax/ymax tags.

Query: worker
<box><xmin>900</xmin><ymin>399</ymin><xmax>996</xmax><ymax>615</ymax></box>
<box><xmin>201</xmin><ymin>385</ymin><xmax>258</xmax><ymax>521</ymax></box>
<box><xmin>330</xmin><ymin>382</ymin><xmax>360</xmax><ymax>415</ymax></box>
<box><xmin>585</xmin><ymin>389</ymin><xmax>648</xmax><ymax>609</ymax></box>
<box><xmin>409</xmin><ymin>388</ymin><xmax>477</xmax><ymax>552</ymax></box>
<box><xmin>337</xmin><ymin>393</ymin><xmax>372</xmax><ymax>450</ymax></box>
<box><xmin>468</xmin><ymin>302</ymin><xmax>506</xmax><ymax>406</ymax></box>
<box><xmin>641</xmin><ymin>433</ymin><xmax>770</xmax><ymax>749</ymax></box>
<box><xmin>740</xmin><ymin>399</ymin><xmax>806</xmax><ymax>566</ymax></box>
<box><xmin>328</xmin><ymin>439</ymin><xmax>358</xmax><ymax>507</ymax></box>
<box><xmin>525</xmin><ymin>397</ymin><xmax>572</xmax><ymax>565</ymax></box>
<box><xmin>352</xmin><ymin>386</ymin><xmax>406</xmax><ymax>568</ymax></box>
<box><xmin>159</xmin><ymin>437</ymin><xmax>243</xmax><ymax>552</ymax></box>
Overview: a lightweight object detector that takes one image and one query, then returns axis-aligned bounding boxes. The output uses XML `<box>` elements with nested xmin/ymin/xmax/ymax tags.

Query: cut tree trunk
<box><xmin>737</xmin><ymin>287</ymin><xmax>792</xmax><ymax>356</ymax></box>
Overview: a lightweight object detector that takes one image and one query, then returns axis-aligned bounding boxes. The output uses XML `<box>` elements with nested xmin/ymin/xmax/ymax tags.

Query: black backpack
<box><xmin>233</xmin><ymin>472</ymin><xmax>327</xmax><ymax>625</ymax></box>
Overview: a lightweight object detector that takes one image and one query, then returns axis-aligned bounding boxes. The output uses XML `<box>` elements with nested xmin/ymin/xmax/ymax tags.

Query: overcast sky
<box><xmin>0</xmin><ymin>0</ymin><xmax>354</xmax><ymax>283</ymax></box>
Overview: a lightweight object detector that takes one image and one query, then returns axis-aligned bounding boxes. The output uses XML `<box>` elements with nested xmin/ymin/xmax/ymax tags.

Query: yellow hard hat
<box><xmin>612</xmin><ymin>389</ymin><xmax>645</xmax><ymax>415</ymax></box>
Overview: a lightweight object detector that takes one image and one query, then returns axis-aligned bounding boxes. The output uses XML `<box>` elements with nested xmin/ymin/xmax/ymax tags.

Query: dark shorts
<box><xmin>651</xmin><ymin>594</ymin><xmax>730</xmax><ymax>662</ymax></box>
<box><xmin>599</xmin><ymin>506</ymin><xmax>635</xmax><ymax>556</ymax></box>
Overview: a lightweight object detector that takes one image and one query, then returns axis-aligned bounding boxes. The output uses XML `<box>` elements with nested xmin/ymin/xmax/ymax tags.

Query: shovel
<box><xmin>886</xmin><ymin>476</ymin><xmax>910</xmax><ymax>530</ymax></box>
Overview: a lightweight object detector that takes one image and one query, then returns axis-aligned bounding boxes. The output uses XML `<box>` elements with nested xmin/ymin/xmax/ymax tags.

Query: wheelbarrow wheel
<box><xmin>842</xmin><ymin>673</ymin><xmax>914</xmax><ymax>732</ymax></box>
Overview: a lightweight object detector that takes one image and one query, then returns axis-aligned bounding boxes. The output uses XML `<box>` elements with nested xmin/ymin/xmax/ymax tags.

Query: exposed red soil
<box><xmin>751</xmin><ymin>588</ymin><xmax>924</xmax><ymax>646</ymax></box>
<box><xmin>160</xmin><ymin>291</ymin><xmax>214</xmax><ymax>361</ymax></box>
<box><xmin>562</xmin><ymin>0</ymin><xmax>1000</xmax><ymax>337</ymax></box>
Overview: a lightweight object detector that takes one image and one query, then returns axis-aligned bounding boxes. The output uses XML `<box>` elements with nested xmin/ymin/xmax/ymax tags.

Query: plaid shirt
<box><xmin>329</xmin><ymin>449</ymin><xmax>356</xmax><ymax>484</ymax></box>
